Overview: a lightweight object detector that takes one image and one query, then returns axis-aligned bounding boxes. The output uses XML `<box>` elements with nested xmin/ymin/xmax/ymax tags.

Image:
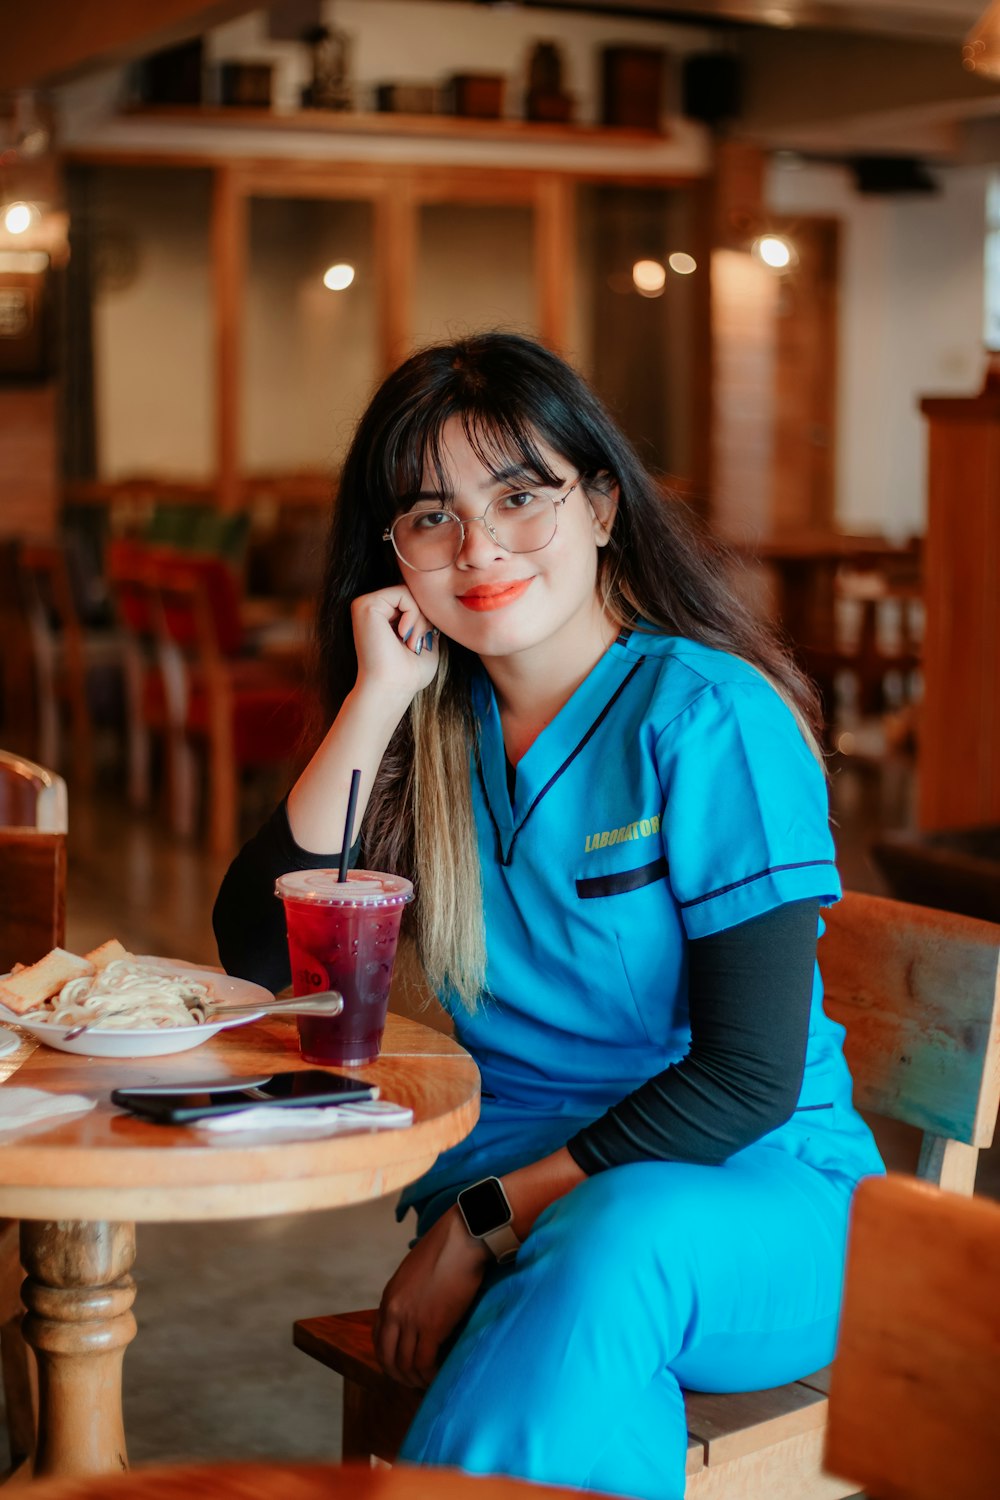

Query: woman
<box><xmin>214</xmin><ymin>332</ymin><xmax>883</xmax><ymax>1500</ymax></box>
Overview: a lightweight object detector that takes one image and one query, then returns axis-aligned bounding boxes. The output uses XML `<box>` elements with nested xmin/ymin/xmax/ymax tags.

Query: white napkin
<box><xmin>0</xmin><ymin>1087</ymin><xmax>97</xmax><ymax>1130</ymax></box>
<box><xmin>196</xmin><ymin>1099</ymin><xmax>414</xmax><ymax>1135</ymax></box>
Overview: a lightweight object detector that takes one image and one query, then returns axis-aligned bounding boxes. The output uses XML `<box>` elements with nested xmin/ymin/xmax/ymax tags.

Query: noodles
<box><xmin>46</xmin><ymin>960</ymin><xmax>213</xmax><ymax>1031</ymax></box>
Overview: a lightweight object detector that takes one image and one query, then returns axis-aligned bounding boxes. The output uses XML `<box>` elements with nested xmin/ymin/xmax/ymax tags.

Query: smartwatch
<box><xmin>456</xmin><ymin>1176</ymin><xmax>521</xmax><ymax>1264</ymax></box>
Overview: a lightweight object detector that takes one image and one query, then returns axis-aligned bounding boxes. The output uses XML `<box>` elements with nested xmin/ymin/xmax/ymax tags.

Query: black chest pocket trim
<box><xmin>576</xmin><ymin>856</ymin><xmax>669</xmax><ymax>900</ymax></box>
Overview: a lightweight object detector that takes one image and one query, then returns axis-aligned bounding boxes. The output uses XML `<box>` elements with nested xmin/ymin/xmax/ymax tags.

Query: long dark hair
<box><xmin>315</xmin><ymin>333</ymin><xmax>821</xmax><ymax>1004</ymax></box>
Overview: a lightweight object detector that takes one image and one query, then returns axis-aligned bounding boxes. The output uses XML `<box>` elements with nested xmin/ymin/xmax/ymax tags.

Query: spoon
<box><xmin>60</xmin><ymin>989</ymin><xmax>344</xmax><ymax>1042</ymax></box>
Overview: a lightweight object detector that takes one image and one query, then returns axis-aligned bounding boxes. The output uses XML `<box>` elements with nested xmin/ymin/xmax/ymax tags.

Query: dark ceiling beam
<box><xmin>518</xmin><ymin>0</ymin><xmax>976</xmax><ymax>44</ymax></box>
<box><xmin>738</xmin><ymin>28</ymin><xmax>999</xmax><ymax>134</ymax></box>
<box><xmin>0</xmin><ymin>0</ymin><xmax>258</xmax><ymax>92</ymax></box>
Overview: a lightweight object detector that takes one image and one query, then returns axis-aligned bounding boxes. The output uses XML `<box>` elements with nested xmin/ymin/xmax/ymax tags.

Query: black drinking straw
<box><xmin>339</xmin><ymin>768</ymin><xmax>361</xmax><ymax>882</ymax></box>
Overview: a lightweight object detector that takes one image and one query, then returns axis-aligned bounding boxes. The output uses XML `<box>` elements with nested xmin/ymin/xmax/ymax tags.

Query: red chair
<box><xmin>147</xmin><ymin>552</ymin><xmax>310</xmax><ymax>855</ymax></box>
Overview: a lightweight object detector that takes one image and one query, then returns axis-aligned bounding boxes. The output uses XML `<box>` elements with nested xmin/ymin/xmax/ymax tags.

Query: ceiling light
<box><xmin>668</xmin><ymin>253</ymin><xmax>697</xmax><ymax>276</ymax></box>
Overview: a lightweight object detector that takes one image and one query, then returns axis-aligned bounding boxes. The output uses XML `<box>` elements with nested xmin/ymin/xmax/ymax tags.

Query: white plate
<box><xmin>0</xmin><ymin>957</ymin><xmax>272</xmax><ymax>1058</ymax></box>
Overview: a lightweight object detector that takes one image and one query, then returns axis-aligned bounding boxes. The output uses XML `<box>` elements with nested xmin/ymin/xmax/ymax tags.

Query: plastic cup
<box><xmin>274</xmin><ymin>869</ymin><xmax>414</xmax><ymax>1066</ymax></box>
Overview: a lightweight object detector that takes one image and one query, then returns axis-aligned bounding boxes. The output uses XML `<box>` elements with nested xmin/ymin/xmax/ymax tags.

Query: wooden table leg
<box><xmin>18</xmin><ymin>1220</ymin><xmax>137</xmax><ymax>1478</ymax></box>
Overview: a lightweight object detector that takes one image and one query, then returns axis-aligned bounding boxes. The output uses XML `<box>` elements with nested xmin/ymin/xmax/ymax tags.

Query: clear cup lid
<box><xmin>274</xmin><ymin>868</ymin><xmax>414</xmax><ymax>908</ymax></box>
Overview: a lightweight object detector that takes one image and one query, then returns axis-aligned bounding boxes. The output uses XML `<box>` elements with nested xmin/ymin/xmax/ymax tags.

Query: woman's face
<box><xmin>395</xmin><ymin>416</ymin><xmax>616</xmax><ymax>667</ymax></box>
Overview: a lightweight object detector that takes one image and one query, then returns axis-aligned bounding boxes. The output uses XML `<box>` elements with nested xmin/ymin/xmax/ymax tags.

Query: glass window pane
<box><xmin>244</xmin><ymin>196</ymin><xmax>377</xmax><ymax>475</ymax></box>
<box><xmin>573</xmin><ymin>184</ymin><xmax>703</xmax><ymax>481</ymax></box>
<box><xmin>89</xmin><ymin>165</ymin><xmax>213</xmax><ymax>480</ymax></box>
<box><xmin>413</xmin><ymin>202</ymin><xmax>536</xmax><ymax>347</ymax></box>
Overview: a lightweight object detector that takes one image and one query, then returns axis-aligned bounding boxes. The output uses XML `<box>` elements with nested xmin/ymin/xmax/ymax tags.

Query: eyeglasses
<box><xmin>383</xmin><ymin>480</ymin><xmax>581</xmax><ymax>572</ymax></box>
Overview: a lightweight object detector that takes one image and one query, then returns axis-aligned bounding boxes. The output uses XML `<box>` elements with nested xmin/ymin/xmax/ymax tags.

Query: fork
<box><xmin>61</xmin><ymin>989</ymin><xmax>343</xmax><ymax>1042</ymax></box>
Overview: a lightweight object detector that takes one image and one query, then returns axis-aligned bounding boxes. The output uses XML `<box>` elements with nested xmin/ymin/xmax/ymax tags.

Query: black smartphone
<box><xmin>110</xmin><ymin>1069</ymin><xmax>377</xmax><ymax>1124</ymax></box>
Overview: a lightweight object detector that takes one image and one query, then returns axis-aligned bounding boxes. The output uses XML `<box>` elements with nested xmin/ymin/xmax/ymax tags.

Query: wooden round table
<box><xmin>0</xmin><ymin>1013</ymin><xmax>479</xmax><ymax>1480</ymax></box>
<box><xmin>27</xmin><ymin>1461</ymin><xmax>592</xmax><ymax>1500</ymax></box>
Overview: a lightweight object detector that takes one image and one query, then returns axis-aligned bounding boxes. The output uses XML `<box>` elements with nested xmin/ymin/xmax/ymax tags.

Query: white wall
<box><xmin>243</xmin><ymin>197</ymin><xmax>379</xmax><ymax>473</ymax></box>
<box><xmin>768</xmin><ymin>157</ymin><xmax>988</xmax><ymax>538</ymax></box>
<box><xmin>413</xmin><ymin>203</ymin><xmax>536</xmax><ymax>349</ymax></box>
<box><xmin>90</xmin><ymin>167</ymin><xmax>214</xmax><ymax>480</ymax></box>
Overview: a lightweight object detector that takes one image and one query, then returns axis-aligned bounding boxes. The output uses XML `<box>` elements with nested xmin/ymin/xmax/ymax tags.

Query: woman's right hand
<box><xmin>351</xmin><ymin>585</ymin><xmax>441</xmax><ymax>702</ymax></box>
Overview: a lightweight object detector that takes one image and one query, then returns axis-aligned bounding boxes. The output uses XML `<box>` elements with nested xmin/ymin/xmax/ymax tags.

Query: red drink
<box><xmin>275</xmin><ymin>870</ymin><xmax>414</xmax><ymax>1066</ymax></box>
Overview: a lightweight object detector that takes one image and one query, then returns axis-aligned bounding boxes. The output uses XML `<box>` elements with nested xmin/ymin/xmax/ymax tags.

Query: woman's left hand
<box><xmin>374</xmin><ymin>1206</ymin><xmax>490</xmax><ymax>1389</ymax></box>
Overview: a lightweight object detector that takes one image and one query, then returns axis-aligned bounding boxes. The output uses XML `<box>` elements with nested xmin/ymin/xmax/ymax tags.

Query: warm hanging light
<box><xmin>322</xmin><ymin>262</ymin><xmax>355</xmax><ymax>291</ymax></box>
<box><xmin>668</xmin><ymin>252</ymin><xmax>697</xmax><ymax>276</ymax></box>
<box><xmin>632</xmin><ymin>259</ymin><xmax>666</xmax><ymax>297</ymax></box>
<box><xmin>3</xmin><ymin>202</ymin><xmax>35</xmax><ymax>235</ymax></box>
<box><xmin>752</xmin><ymin>234</ymin><xmax>795</xmax><ymax>270</ymax></box>
<box><xmin>964</xmin><ymin>2</ymin><xmax>1000</xmax><ymax>78</ymax></box>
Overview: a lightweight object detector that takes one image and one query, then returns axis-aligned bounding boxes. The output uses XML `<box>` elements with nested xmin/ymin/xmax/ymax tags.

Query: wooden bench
<box><xmin>825</xmin><ymin>1173</ymin><xmax>1000</xmax><ymax>1500</ymax></box>
<box><xmin>293</xmin><ymin>890</ymin><xmax>1000</xmax><ymax>1497</ymax></box>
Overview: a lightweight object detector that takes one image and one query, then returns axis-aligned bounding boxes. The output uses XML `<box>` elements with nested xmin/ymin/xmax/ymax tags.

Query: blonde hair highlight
<box><xmin>409</xmin><ymin>644</ymin><xmax>487</xmax><ymax>1011</ymax></box>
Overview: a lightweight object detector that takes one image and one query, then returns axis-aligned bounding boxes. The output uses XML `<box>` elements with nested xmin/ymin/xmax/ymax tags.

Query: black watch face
<box><xmin>459</xmin><ymin>1177</ymin><xmax>509</xmax><ymax>1236</ymax></box>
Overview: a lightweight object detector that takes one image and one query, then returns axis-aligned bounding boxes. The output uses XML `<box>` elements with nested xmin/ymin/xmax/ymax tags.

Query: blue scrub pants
<box><xmin>399</xmin><ymin>1143</ymin><xmax>858</xmax><ymax>1499</ymax></box>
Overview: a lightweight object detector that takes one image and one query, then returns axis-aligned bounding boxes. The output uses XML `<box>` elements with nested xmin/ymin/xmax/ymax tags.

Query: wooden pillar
<box><xmin>534</xmin><ymin>174</ymin><xmax>574</xmax><ymax>353</ymax></box>
<box><xmin>212</xmin><ymin>166</ymin><xmax>247</xmax><ymax>513</ymax></box>
<box><xmin>375</xmin><ymin>184</ymin><xmax>416</xmax><ymax>374</ymax></box>
<box><xmin>919</xmin><ymin>381</ymin><xmax>1000</xmax><ymax>830</ymax></box>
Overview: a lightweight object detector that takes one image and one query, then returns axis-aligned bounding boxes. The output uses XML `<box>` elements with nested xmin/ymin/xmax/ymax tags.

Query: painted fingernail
<box><xmin>403</xmin><ymin>626</ymin><xmax>414</xmax><ymax>643</ymax></box>
<box><xmin>424</xmin><ymin>632</ymin><xmax>434</xmax><ymax>652</ymax></box>
<box><xmin>415</xmin><ymin>636</ymin><xmax>423</xmax><ymax>655</ymax></box>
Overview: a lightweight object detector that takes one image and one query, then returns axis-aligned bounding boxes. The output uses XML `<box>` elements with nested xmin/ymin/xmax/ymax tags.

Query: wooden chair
<box><xmin>18</xmin><ymin>539</ymin><xmax>124</xmax><ymax>791</ymax></box>
<box><xmin>0</xmin><ymin>749</ymin><xmax>66</xmax><ymax>1471</ymax></box>
<box><xmin>105</xmin><ymin>539</ymin><xmax>178</xmax><ymax>816</ymax></box>
<box><xmin>825</xmin><ymin>1173</ymin><xmax>1000</xmax><ymax>1500</ymax></box>
<box><xmin>293</xmin><ymin>891</ymin><xmax>1000</xmax><ymax>1498</ymax></box>
<box><xmin>147</xmin><ymin>554</ymin><xmax>310</xmax><ymax>855</ymax></box>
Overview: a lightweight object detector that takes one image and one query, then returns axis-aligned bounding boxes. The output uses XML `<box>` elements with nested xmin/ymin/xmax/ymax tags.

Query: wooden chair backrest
<box><xmin>155</xmin><ymin>554</ymin><xmax>244</xmax><ymax>658</ymax></box>
<box><xmin>821</xmin><ymin>891</ymin><xmax>1000</xmax><ymax>1193</ymax></box>
<box><xmin>107</xmin><ymin>539</ymin><xmax>157</xmax><ymax>638</ymax></box>
<box><xmin>0</xmin><ymin>751</ymin><xmax>68</xmax><ymax>970</ymax></box>
<box><xmin>0</xmin><ymin>750</ymin><xmax>68</xmax><ymax>833</ymax></box>
<box><xmin>825</xmin><ymin>1173</ymin><xmax>1000</xmax><ymax>1500</ymax></box>
<box><xmin>0</xmin><ymin>828</ymin><xmax>66</xmax><ymax>971</ymax></box>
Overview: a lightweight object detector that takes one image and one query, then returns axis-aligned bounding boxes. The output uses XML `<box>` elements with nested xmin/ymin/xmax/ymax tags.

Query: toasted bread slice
<box><xmin>0</xmin><ymin>948</ymin><xmax>93</xmax><ymax>1016</ymax></box>
<box><xmin>84</xmin><ymin>938</ymin><xmax>132</xmax><ymax>972</ymax></box>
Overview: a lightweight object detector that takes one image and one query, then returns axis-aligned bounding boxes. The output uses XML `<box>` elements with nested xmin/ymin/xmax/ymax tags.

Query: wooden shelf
<box><xmin>122</xmin><ymin>105</ymin><xmax>668</xmax><ymax>149</ymax></box>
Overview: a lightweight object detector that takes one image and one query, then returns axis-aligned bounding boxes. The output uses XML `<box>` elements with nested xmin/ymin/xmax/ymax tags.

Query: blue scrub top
<box><xmin>400</xmin><ymin>629</ymin><xmax>883</xmax><ymax>1227</ymax></box>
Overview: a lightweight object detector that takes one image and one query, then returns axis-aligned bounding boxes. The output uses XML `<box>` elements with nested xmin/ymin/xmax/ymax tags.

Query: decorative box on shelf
<box><xmin>448</xmin><ymin>73</ymin><xmax>505</xmax><ymax>120</ymax></box>
<box><xmin>135</xmin><ymin>39</ymin><xmax>204</xmax><ymax>106</ymax></box>
<box><xmin>375</xmin><ymin>82</ymin><xmax>443</xmax><ymax>115</ymax></box>
<box><xmin>601</xmin><ymin>46</ymin><xmax>666</xmax><ymax>131</ymax></box>
<box><xmin>526</xmin><ymin>90</ymin><xmax>574</xmax><ymax>124</ymax></box>
<box><xmin>217</xmin><ymin>63</ymin><xmax>274</xmax><ymax>109</ymax></box>
<box><xmin>525</xmin><ymin>40</ymin><xmax>574</xmax><ymax>124</ymax></box>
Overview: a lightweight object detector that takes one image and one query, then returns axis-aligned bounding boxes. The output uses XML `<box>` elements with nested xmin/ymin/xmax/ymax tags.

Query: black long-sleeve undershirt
<box><xmin>566</xmin><ymin>898</ymin><xmax>818</xmax><ymax>1172</ymax></box>
<box><xmin>212</xmin><ymin>805</ymin><xmax>820</xmax><ymax>1172</ymax></box>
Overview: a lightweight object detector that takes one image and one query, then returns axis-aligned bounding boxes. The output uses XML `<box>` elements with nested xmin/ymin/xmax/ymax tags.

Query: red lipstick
<box><xmin>457</xmin><ymin>579</ymin><xmax>532</xmax><ymax>612</ymax></box>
